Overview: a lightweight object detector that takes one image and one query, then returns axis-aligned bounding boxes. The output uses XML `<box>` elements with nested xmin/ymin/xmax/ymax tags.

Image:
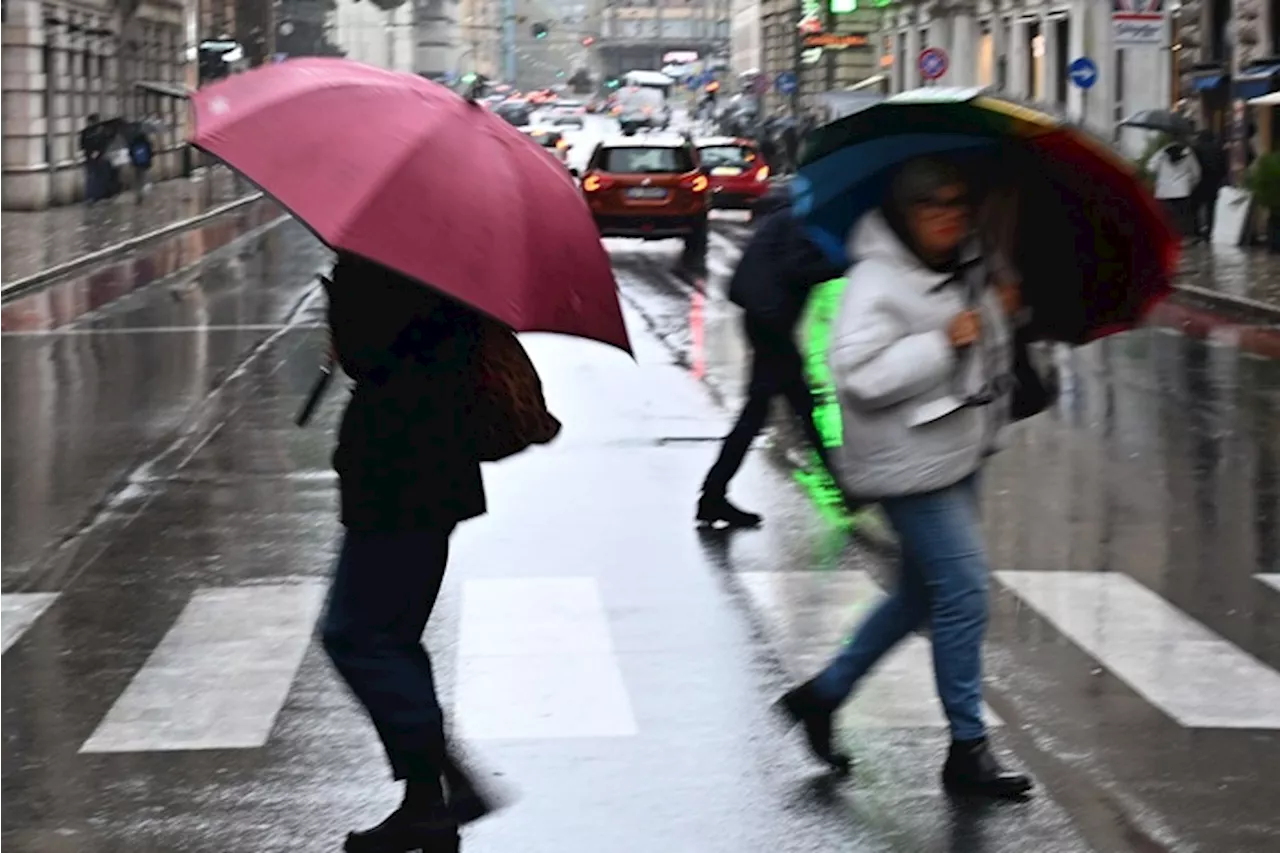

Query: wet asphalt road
<box><xmin>4</xmin><ymin>119</ymin><xmax>1280</xmax><ymax>852</ymax></box>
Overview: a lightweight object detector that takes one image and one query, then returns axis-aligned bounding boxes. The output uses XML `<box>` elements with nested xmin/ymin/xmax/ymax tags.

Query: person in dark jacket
<box><xmin>1191</xmin><ymin>130</ymin><xmax>1227</xmax><ymax>240</ymax></box>
<box><xmin>79</xmin><ymin>113</ymin><xmax>110</xmax><ymax>203</ymax></box>
<box><xmin>697</xmin><ymin>187</ymin><xmax>846</xmax><ymax>527</ymax></box>
<box><xmin>321</xmin><ymin>253</ymin><xmax>495</xmax><ymax>853</ymax></box>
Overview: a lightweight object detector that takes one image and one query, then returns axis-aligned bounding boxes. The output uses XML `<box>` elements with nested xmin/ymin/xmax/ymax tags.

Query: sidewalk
<box><xmin>1178</xmin><ymin>241</ymin><xmax>1280</xmax><ymax>309</ymax></box>
<box><xmin>1</xmin><ymin>168</ymin><xmax>254</xmax><ymax>284</ymax></box>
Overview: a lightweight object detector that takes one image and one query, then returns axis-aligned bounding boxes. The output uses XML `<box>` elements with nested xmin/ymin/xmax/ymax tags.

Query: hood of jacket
<box><xmin>846</xmin><ymin>210</ymin><xmax>978</xmax><ymax>292</ymax></box>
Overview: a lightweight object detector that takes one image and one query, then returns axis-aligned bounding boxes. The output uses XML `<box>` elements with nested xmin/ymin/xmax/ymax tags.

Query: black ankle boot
<box><xmin>696</xmin><ymin>493</ymin><xmax>763</xmax><ymax>528</ymax></box>
<box><xmin>941</xmin><ymin>737</ymin><xmax>1034</xmax><ymax>799</ymax></box>
<box><xmin>776</xmin><ymin>681</ymin><xmax>852</xmax><ymax>774</ymax></box>
<box><xmin>344</xmin><ymin>784</ymin><xmax>459</xmax><ymax>853</ymax></box>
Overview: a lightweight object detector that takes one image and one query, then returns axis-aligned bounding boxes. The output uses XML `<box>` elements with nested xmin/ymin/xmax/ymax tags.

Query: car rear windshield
<box><xmin>698</xmin><ymin>145</ymin><xmax>755</xmax><ymax>168</ymax></box>
<box><xmin>600</xmin><ymin>146</ymin><xmax>694</xmax><ymax>174</ymax></box>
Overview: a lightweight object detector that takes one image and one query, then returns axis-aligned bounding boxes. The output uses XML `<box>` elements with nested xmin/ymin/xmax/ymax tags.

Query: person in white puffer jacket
<box><xmin>776</xmin><ymin>157</ymin><xmax>1034</xmax><ymax>800</ymax></box>
<box><xmin>1147</xmin><ymin>142</ymin><xmax>1202</xmax><ymax>236</ymax></box>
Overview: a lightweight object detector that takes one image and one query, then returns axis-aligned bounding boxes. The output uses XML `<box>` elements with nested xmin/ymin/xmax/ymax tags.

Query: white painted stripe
<box><xmin>1256</xmin><ymin>574</ymin><xmax>1280</xmax><ymax>594</ymax></box>
<box><xmin>738</xmin><ymin>572</ymin><xmax>1002</xmax><ymax>728</ymax></box>
<box><xmin>454</xmin><ymin>578</ymin><xmax>637</xmax><ymax>740</ymax></box>
<box><xmin>80</xmin><ymin>583</ymin><xmax>326</xmax><ymax>753</ymax></box>
<box><xmin>998</xmin><ymin>571</ymin><xmax>1280</xmax><ymax>729</ymax></box>
<box><xmin>2</xmin><ymin>593</ymin><xmax>60</xmax><ymax>653</ymax></box>
<box><xmin>2</xmin><ymin>323</ymin><xmax>326</xmax><ymax>337</ymax></box>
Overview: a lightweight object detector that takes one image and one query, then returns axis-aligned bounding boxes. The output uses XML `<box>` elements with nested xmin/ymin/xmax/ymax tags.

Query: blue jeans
<box><xmin>812</xmin><ymin>474</ymin><xmax>989</xmax><ymax>741</ymax></box>
<box><xmin>322</xmin><ymin>528</ymin><xmax>453</xmax><ymax>779</ymax></box>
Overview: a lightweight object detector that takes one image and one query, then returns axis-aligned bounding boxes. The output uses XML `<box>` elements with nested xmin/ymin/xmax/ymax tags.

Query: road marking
<box><xmin>739</xmin><ymin>572</ymin><xmax>1002</xmax><ymax>728</ymax></box>
<box><xmin>454</xmin><ymin>577</ymin><xmax>638</xmax><ymax>740</ymax></box>
<box><xmin>80</xmin><ymin>583</ymin><xmax>326</xmax><ymax>753</ymax></box>
<box><xmin>2</xmin><ymin>323</ymin><xmax>326</xmax><ymax>337</ymax></box>
<box><xmin>998</xmin><ymin>571</ymin><xmax>1280</xmax><ymax>729</ymax></box>
<box><xmin>2</xmin><ymin>593</ymin><xmax>60</xmax><ymax>653</ymax></box>
<box><xmin>1256</xmin><ymin>574</ymin><xmax>1280</xmax><ymax>594</ymax></box>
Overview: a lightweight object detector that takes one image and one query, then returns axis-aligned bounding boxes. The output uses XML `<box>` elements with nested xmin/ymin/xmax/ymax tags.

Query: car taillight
<box><xmin>685</xmin><ymin>174</ymin><xmax>709</xmax><ymax>193</ymax></box>
<box><xmin>583</xmin><ymin>174</ymin><xmax>609</xmax><ymax>192</ymax></box>
<box><xmin>756</xmin><ymin>166</ymin><xmax>770</xmax><ymax>182</ymax></box>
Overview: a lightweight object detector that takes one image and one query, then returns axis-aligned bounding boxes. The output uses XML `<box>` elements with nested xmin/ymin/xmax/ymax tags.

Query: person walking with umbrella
<box><xmin>697</xmin><ymin>185</ymin><xmax>845</xmax><ymax>527</ymax></box>
<box><xmin>776</xmin><ymin>157</ymin><xmax>1034</xmax><ymax>799</ymax></box>
<box><xmin>321</xmin><ymin>253</ymin><xmax>497</xmax><ymax>853</ymax></box>
<box><xmin>1147</xmin><ymin>140</ymin><xmax>1202</xmax><ymax>239</ymax></box>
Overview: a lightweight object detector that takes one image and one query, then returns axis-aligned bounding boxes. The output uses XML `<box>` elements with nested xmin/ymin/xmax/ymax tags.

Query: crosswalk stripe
<box><xmin>738</xmin><ymin>572</ymin><xmax>1002</xmax><ymax>728</ymax></box>
<box><xmin>2</xmin><ymin>593</ymin><xmax>60</xmax><ymax>654</ymax></box>
<box><xmin>454</xmin><ymin>577</ymin><xmax>638</xmax><ymax>740</ymax></box>
<box><xmin>998</xmin><ymin>571</ymin><xmax>1280</xmax><ymax>729</ymax></box>
<box><xmin>1256</xmin><ymin>574</ymin><xmax>1280</xmax><ymax>594</ymax></box>
<box><xmin>80</xmin><ymin>583</ymin><xmax>326</xmax><ymax>753</ymax></box>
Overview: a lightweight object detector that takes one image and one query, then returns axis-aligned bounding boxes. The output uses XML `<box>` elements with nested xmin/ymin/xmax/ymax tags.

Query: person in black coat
<box><xmin>697</xmin><ymin>187</ymin><xmax>846</xmax><ymax>527</ymax></box>
<box><xmin>1191</xmin><ymin>130</ymin><xmax>1227</xmax><ymax>240</ymax></box>
<box><xmin>321</xmin><ymin>253</ymin><xmax>495</xmax><ymax>853</ymax></box>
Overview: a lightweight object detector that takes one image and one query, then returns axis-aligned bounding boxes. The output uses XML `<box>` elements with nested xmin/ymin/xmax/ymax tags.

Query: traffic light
<box><xmin>532</xmin><ymin>22</ymin><xmax>548</xmax><ymax>39</ymax></box>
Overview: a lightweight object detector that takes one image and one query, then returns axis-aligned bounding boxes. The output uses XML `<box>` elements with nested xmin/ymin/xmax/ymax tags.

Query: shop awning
<box><xmin>135</xmin><ymin>81</ymin><xmax>191</xmax><ymax>99</ymax></box>
<box><xmin>1188</xmin><ymin>73</ymin><xmax>1225</xmax><ymax>92</ymax></box>
<box><xmin>1235</xmin><ymin>64</ymin><xmax>1280</xmax><ymax>100</ymax></box>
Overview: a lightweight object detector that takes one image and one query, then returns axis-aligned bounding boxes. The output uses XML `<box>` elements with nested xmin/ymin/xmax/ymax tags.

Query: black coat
<box><xmin>329</xmin><ymin>256</ymin><xmax>486</xmax><ymax>532</ymax></box>
<box><xmin>727</xmin><ymin>200</ymin><xmax>845</xmax><ymax>334</ymax></box>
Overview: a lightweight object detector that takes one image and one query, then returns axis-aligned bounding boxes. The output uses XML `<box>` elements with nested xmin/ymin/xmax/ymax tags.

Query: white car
<box><xmin>547</xmin><ymin>100</ymin><xmax>587</xmax><ymax>129</ymax></box>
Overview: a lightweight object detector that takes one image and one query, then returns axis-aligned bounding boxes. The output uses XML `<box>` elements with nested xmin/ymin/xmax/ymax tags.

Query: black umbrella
<box><xmin>1120</xmin><ymin>109</ymin><xmax>1194</xmax><ymax>137</ymax></box>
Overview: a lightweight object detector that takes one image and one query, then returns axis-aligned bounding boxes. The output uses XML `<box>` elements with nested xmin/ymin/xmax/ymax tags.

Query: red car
<box><xmin>580</xmin><ymin>135</ymin><xmax>709</xmax><ymax>264</ymax></box>
<box><xmin>694</xmin><ymin>137</ymin><xmax>771</xmax><ymax>211</ymax></box>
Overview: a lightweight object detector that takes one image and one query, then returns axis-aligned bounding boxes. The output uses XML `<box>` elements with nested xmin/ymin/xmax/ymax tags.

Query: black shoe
<box><xmin>344</xmin><ymin>804</ymin><xmax>459</xmax><ymax>853</ymax></box>
<box><xmin>696</xmin><ymin>493</ymin><xmax>762</xmax><ymax>528</ymax></box>
<box><xmin>776</xmin><ymin>681</ymin><xmax>852</xmax><ymax>774</ymax></box>
<box><xmin>941</xmin><ymin>738</ymin><xmax>1034</xmax><ymax>799</ymax></box>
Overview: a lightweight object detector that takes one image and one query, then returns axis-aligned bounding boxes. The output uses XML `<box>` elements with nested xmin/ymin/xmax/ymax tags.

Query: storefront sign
<box><xmin>803</xmin><ymin>34</ymin><xmax>870</xmax><ymax>49</ymax></box>
<box><xmin>1112</xmin><ymin>0</ymin><xmax>1165</xmax><ymax>46</ymax></box>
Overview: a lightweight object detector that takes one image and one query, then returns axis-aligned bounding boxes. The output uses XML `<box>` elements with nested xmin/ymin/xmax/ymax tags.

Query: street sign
<box><xmin>775</xmin><ymin>71</ymin><xmax>798</xmax><ymax>95</ymax></box>
<box><xmin>1068</xmin><ymin>56</ymin><xmax>1097</xmax><ymax>90</ymax></box>
<box><xmin>918</xmin><ymin>47</ymin><xmax>948</xmax><ymax>81</ymax></box>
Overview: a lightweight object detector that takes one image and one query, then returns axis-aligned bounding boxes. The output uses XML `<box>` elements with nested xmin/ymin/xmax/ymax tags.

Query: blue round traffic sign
<box><xmin>775</xmin><ymin>71</ymin><xmax>798</xmax><ymax>95</ymax></box>
<box><xmin>918</xmin><ymin>47</ymin><xmax>948</xmax><ymax>81</ymax></box>
<box><xmin>1068</xmin><ymin>57</ymin><xmax>1098</xmax><ymax>90</ymax></box>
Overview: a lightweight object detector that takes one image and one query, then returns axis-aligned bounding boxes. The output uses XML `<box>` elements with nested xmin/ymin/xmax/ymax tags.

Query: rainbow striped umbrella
<box><xmin>794</xmin><ymin>88</ymin><xmax>1179</xmax><ymax>344</ymax></box>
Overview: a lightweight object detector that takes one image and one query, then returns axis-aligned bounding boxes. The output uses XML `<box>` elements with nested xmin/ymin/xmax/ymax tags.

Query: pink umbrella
<box><xmin>190</xmin><ymin>57</ymin><xmax>629</xmax><ymax>353</ymax></box>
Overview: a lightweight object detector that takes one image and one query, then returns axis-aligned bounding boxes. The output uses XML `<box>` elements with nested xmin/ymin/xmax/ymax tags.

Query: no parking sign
<box><xmin>918</xmin><ymin>47</ymin><xmax>948</xmax><ymax>81</ymax></box>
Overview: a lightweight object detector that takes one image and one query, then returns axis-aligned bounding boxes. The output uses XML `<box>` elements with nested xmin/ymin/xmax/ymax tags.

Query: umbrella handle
<box><xmin>295</xmin><ymin>365</ymin><xmax>334</xmax><ymax>428</ymax></box>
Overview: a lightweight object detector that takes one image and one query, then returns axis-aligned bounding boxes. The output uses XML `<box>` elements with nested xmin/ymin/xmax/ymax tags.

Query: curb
<box><xmin>1</xmin><ymin>192</ymin><xmax>265</xmax><ymax>303</ymax></box>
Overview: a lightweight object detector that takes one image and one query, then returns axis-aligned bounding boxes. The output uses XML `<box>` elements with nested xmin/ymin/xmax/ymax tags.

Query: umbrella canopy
<box><xmin>1119</xmin><ymin>109</ymin><xmax>1195</xmax><ymax>137</ymax></box>
<box><xmin>794</xmin><ymin>88</ymin><xmax>1179</xmax><ymax>344</ymax></box>
<box><xmin>190</xmin><ymin>57</ymin><xmax>630</xmax><ymax>354</ymax></box>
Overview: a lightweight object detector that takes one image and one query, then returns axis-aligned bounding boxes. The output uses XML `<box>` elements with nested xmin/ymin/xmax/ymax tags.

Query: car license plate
<box><xmin>626</xmin><ymin>187</ymin><xmax>668</xmax><ymax>200</ymax></box>
<box><xmin>711</xmin><ymin>167</ymin><xmax>742</xmax><ymax>176</ymax></box>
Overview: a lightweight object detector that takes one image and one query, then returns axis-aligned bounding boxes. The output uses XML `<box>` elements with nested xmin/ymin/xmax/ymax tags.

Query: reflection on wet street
<box><xmin>2</xmin><ymin>205</ymin><xmax>1278</xmax><ymax>853</ymax></box>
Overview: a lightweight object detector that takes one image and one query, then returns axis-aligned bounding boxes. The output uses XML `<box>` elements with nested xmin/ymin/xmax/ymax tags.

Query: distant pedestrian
<box><xmin>321</xmin><ymin>253</ymin><xmax>497</xmax><ymax>853</ymax></box>
<box><xmin>1191</xmin><ymin>131</ymin><xmax>1227</xmax><ymax>240</ymax></box>
<box><xmin>697</xmin><ymin>186</ymin><xmax>845</xmax><ymax>528</ymax></box>
<box><xmin>776</xmin><ymin>157</ymin><xmax>1034</xmax><ymax>800</ymax></box>
<box><xmin>79</xmin><ymin>113</ymin><xmax>110</xmax><ymax>203</ymax></box>
<box><xmin>127</xmin><ymin>123</ymin><xmax>155</xmax><ymax>202</ymax></box>
<box><xmin>1148</xmin><ymin>141</ymin><xmax>1202</xmax><ymax>238</ymax></box>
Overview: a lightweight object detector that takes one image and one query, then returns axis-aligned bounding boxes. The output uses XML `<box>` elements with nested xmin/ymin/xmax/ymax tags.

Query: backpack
<box><xmin>129</xmin><ymin>137</ymin><xmax>152</xmax><ymax>168</ymax></box>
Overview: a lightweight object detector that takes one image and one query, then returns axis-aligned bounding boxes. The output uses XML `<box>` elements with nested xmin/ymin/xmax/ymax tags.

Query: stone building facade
<box><xmin>2</xmin><ymin>0</ymin><xmax>204</xmax><ymax>210</ymax></box>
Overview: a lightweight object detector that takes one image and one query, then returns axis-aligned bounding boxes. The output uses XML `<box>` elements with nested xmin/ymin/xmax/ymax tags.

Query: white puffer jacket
<box><xmin>829</xmin><ymin>211</ymin><xmax>1012</xmax><ymax>500</ymax></box>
